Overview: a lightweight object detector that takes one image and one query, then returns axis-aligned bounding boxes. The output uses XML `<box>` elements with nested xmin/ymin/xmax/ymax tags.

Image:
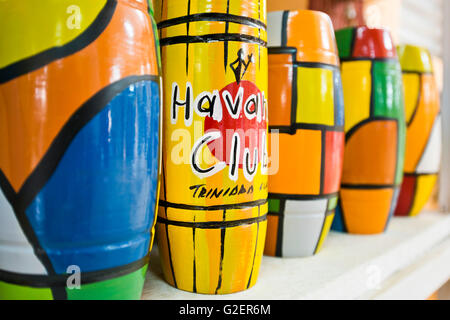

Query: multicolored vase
<box><xmin>332</xmin><ymin>26</ymin><xmax>406</xmax><ymax>234</ymax></box>
<box><xmin>394</xmin><ymin>45</ymin><xmax>441</xmax><ymax>217</ymax></box>
<box><xmin>0</xmin><ymin>0</ymin><xmax>161</xmax><ymax>299</ymax></box>
<box><xmin>154</xmin><ymin>0</ymin><xmax>268</xmax><ymax>294</ymax></box>
<box><xmin>264</xmin><ymin>10</ymin><xmax>344</xmax><ymax>257</ymax></box>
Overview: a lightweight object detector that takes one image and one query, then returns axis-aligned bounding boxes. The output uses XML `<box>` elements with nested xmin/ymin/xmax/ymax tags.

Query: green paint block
<box><xmin>327</xmin><ymin>196</ymin><xmax>338</xmax><ymax>211</ymax></box>
<box><xmin>268</xmin><ymin>199</ymin><xmax>280</xmax><ymax>213</ymax></box>
<box><xmin>65</xmin><ymin>265</ymin><xmax>148</xmax><ymax>300</ymax></box>
<box><xmin>0</xmin><ymin>281</ymin><xmax>53</xmax><ymax>300</ymax></box>
<box><xmin>335</xmin><ymin>28</ymin><xmax>354</xmax><ymax>59</ymax></box>
<box><xmin>372</xmin><ymin>60</ymin><xmax>404</xmax><ymax>119</ymax></box>
<box><xmin>372</xmin><ymin>60</ymin><xmax>406</xmax><ymax>184</ymax></box>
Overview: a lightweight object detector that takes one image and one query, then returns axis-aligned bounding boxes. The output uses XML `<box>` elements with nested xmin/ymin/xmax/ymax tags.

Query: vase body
<box><xmin>154</xmin><ymin>0</ymin><xmax>268</xmax><ymax>294</ymax></box>
<box><xmin>0</xmin><ymin>0</ymin><xmax>161</xmax><ymax>299</ymax></box>
<box><xmin>394</xmin><ymin>45</ymin><xmax>441</xmax><ymax>217</ymax></box>
<box><xmin>332</xmin><ymin>26</ymin><xmax>406</xmax><ymax>234</ymax></box>
<box><xmin>264</xmin><ymin>10</ymin><xmax>344</xmax><ymax>257</ymax></box>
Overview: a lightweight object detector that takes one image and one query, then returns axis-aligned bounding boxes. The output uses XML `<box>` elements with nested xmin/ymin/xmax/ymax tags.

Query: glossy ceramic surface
<box><xmin>154</xmin><ymin>0</ymin><xmax>268</xmax><ymax>294</ymax></box>
<box><xmin>265</xmin><ymin>10</ymin><xmax>344</xmax><ymax>257</ymax></box>
<box><xmin>394</xmin><ymin>45</ymin><xmax>441</xmax><ymax>217</ymax></box>
<box><xmin>0</xmin><ymin>0</ymin><xmax>161</xmax><ymax>299</ymax></box>
<box><xmin>332</xmin><ymin>26</ymin><xmax>406</xmax><ymax>234</ymax></box>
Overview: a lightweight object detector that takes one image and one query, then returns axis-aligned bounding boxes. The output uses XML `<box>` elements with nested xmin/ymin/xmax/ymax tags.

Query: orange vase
<box><xmin>332</xmin><ymin>26</ymin><xmax>406</xmax><ymax>234</ymax></box>
<box><xmin>394</xmin><ymin>45</ymin><xmax>441</xmax><ymax>217</ymax></box>
<box><xmin>264</xmin><ymin>10</ymin><xmax>344</xmax><ymax>257</ymax></box>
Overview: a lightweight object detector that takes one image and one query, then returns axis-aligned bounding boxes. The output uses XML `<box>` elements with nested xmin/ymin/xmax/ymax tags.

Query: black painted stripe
<box><xmin>340</xmin><ymin>57</ymin><xmax>398</xmax><ymax>63</ymax></box>
<box><xmin>215</xmin><ymin>209</ymin><xmax>227</xmax><ymax>294</ymax></box>
<box><xmin>406</xmin><ymin>75</ymin><xmax>422</xmax><ymax>127</ymax></box>
<box><xmin>268</xmin><ymin>47</ymin><xmax>296</xmax><ymax>54</ymax></box>
<box><xmin>0</xmin><ymin>0</ymin><xmax>117</xmax><ymax>84</ymax></box>
<box><xmin>341</xmin><ymin>183</ymin><xmax>399</xmax><ymax>189</ymax></box>
<box><xmin>293</xmin><ymin>61</ymin><xmax>339</xmax><ymax>71</ymax></box>
<box><xmin>274</xmin><ymin>199</ymin><xmax>285</xmax><ymax>257</ymax></box>
<box><xmin>246</xmin><ymin>205</ymin><xmax>260</xmax><ymax>289</ymax></box>
<box><xmin>402</xmin><ymin>70</ymin><xmax>433</xmax><ymax>75</ymax></box>
<box><xmin>157</xmin><ymin>214</ymin><xmax>267</xmax><ymax>229</ymax></box>
<box><xmin>0</xmin><ymin>170</ymin><xmax>57</xmax><ymax>280</ymax></box>
<box><xmin>16</xmin><ymin>75</ymin><xmax>160</xmax><ymax>213</ymax></box>
<box><xmin>0</xmin><ymin>255</ymin><xmax>149</xmax><ymax>288</ymax></box>
<box><xmin>157</xmin><ymin>13</ymin><xmax>266</xmax><ymax>30</ymax></box>
<box><xmin>161</xmin><ymin>162</ymin><xmax>177</xmax><ymax>289</ymax></box>
<box><xmin>319</xmin><ymin>128</ymin><xmax>326</xmax><ymax>195</ymax></box>
<box><xmin>159</xmin><ymin>199</ymin><xmax>267</xmax><ymax>211</ymax></box>
<box><xmin>404</xmin><ymin>172</ymin><xmax>439</xmax><ymax>176</ymax></box>
<box><xmin>269</xmin><ymin>124</ymin><xmax>344</xmax><ymax>134</ymax></box>
<box><xmin>268</xmin><ymin>193</ymin><xmax>338</xmax><ymax>201</ymax></box>
<box><xmin>160</xmin><ymin>34</ymin><xmax>267</xmax><ymax>47</ymax></box>
<box><xmin>281</xmin><ymin>11</ymin><xmax>289</xmax><ymax>47</ymax></box>
<box><xmin>345</xmin><ymin>117</ymin><xmax>397</xmax><ymax>141</ymax></box>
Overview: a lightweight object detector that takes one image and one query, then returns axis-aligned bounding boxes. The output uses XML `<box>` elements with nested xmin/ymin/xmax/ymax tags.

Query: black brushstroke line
<box><xmin>402</xmin><ymin>70</ymin><xmax>433</xmax><ymax>75</ymax></box>
<box><xmin>414</xmin><ymin>113</ymin><xmax>441</xmax><ymax>174</ymax></box>
<box><xmin>247</xmin><ymin>205</ymin><xmax>260</xmax><ymax>288</ymax></box>
<box><xmin>293</xmin><ymin>61</ymin><xmax>340</xmax><ymax>71</ymax></box>
<box><xmin>15</xmin><ymin>75</ymin><xmax>160</xmax><ymax>213</ymax></box>
<box><xmin>192</xmin><ymin>216</ymin><xmax>196</xmax><ymax>293</ymax></box>
<box><xmin>160</xmin><ymin>34</ymin><xmax>267</xmax><ymax>47</ymax></box>
<box><xmin>269</xmin><ymin>48</ymin><xmax>340</xmax><ymax>70</ymax></box>
<box><xmin>404</xmin><ymin>172</ymin><xmax>439</xmax><ymax>177</ymax></box>
<box><xmin>345</xmin><ymin>117</ymin><xmax>397</xmax><ymax>141</ymax></box>
<box><xmin>319</xmin><ymin>128</ymin><xmax>326</xmax><ymax>195</ymax></box>
<box><xmin>0</xmin><ymin>170</ymin><xmax>56</xmax><ymax>281</ymax></box>
<box><xmin>281</xmin><ymin>11</ymin><xmax>289</xmax><ymax>47</ymax></box>
<box><xmin>268</xmin><ymin>192</ymin><xmax>338</xmax><ymax>201</ymax></box>
<box><xmin>275</xmin><ymin>200</ymin><xmax>285</xmax><ymax>257</ymax></box>
<box><xmin>406</xmin><ymin>75</ymin><xmax>422</xmax><ymax>127</ymax></box>
<box><xmin>161</xmin><ymin>162</ymin><xmax>177</xmax><ymax>288</ymax></box>
<box><xmin>224</xmin><ymin>0</ymin><xmax>230</xmax><ymax>71</ymax></box>
<box><xmin>290</xmin><ymin>55</ymin><xmax>298</xmax><ymax>127</ymax></box>
<box><xmin>185</xmin><ymin>0</ymin><xmax>191</xmax><ymax>75</ymax></box>
<box><xmin>269</xmin><ymin>124</ymin><xmax>344</xmax><ymax>135</ymax></box>
<box><xmin>159</xmin><ymin>199</ymin><xmax>267</xmax><ymax>211</ymax></box>
<box><xmin>157</xmin><ymin>214</ymin><xmax>267</xmax><ymax>229</ymax></box>
<box><xmin>341</xmin><ymin>184</ymin><xmax>398</xmax><ymax>189</ymax></box>
<box><xmin>0</xmin><ymin>254</ymin><xmax>149</xmax><ymax>288</ymax></box>
<box><xmin>0</xmin><ymin>0</ymin><xmax>117</xmax><ymax>84</ymax></box>
<box><xmin>157</xmin><ymin>13</ymin><xmax>266</xmax><ymax>30</ymax></box>
<box><xmin>313</xmin><ymin>202</ymin><xmax>328</xmax><ymax>254</ymax></box>
<box><xmin>340</xmin><ymin>57</ymin><xmax>397</xmax><ymax>63</ymax></box>
<box><xmin>258</xmin><ymin>0</ymin><xmax>261</xmax><ymax>70</ymax></box>
<box><xmin>215</xmin><ymin>210</ymin><xmax>227</xmax><ymax>294</ymax></box>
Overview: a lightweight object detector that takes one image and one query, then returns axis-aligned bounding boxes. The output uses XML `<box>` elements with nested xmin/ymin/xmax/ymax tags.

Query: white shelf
<box><xmin>142</xmin><ymin>211</ymin><xmax>450</xmax><ymax>300</ymax></box>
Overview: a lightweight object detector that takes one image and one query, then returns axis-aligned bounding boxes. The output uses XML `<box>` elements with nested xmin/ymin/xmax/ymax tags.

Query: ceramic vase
<box><xmin>154</xmin><ymin>0</ymin><xmax>268</xmax><ymax>294</ymax></box>
<box><xmin>0</xmin><ymin>0</ymin><xmax>161</xmax><ymax>299</ymax></box>
<box><xmin>394</xmin><ymin>45</ymin><xmax>441</xmax><ymax>217</ymax></box>
<box><xmin>332</xmin><ymin>26</ymin><xmax>406</xmax><ymax>234</ymax></box>
<box><xmin>264</xmin><ymin>10</ymin><xmax>344</xmax><ymax>257</ymax></box>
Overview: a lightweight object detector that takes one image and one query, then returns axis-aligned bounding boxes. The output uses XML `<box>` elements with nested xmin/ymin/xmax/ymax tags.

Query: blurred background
<box><xmin>268</xmin><ymin>0</ymin><xmax>449</xmax><ymax>300</ymax></box>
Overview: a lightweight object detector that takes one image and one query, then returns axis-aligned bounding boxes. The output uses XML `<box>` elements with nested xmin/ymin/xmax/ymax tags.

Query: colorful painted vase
<box><xmin>0</xmin><ymin>0</ymin><xmax>161</xmax><ymax>299</ymax></box>
<box><xmin>264</xmin><ymin>10</ymin><xmax>344</xmax><ymax>257</ymax></box>
<box><xmin>332</xmin><ymin>26</ymin><xmax>406</xmax><ymax>234</ymax></box>
<box><xmin>394</xmin><ymin>45</ymin><xmax>441</xmax><ymax>217</ymax></box>
<box><xmin>154</xmin><ymin>0</ymin><xmax>268</xmax><ymax>294</ymax></box>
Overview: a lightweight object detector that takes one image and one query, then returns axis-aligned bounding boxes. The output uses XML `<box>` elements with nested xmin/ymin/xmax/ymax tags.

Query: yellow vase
<box><xmin>154</xmin><ymin>0</ymin><xmax>268</xmax><ymax>294</ymax></box>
